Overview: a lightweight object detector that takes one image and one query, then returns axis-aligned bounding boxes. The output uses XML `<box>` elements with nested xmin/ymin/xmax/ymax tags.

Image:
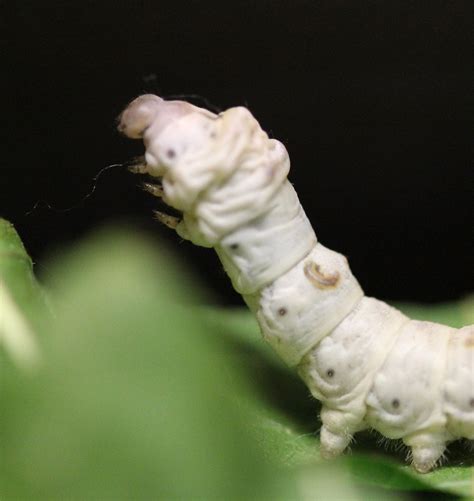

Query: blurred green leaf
<box><xmin>1</xmin><ymin>227</ymin><xmax>294</xmax><ymax>499</ymax></box>
<box><xmin>0</xmin><ymin>219</ymin><xmax>48</xmax><ymax>319</ymax></box>
<box><xmin>396</xmin><ymin>301</ymin><xmax>469</xmax><ymax>329</ymax></box>
<box><xmin>0</xmin><ymin>219</ymin><xmax>48</xmax><ymax>370</ymax></box>
<box><xmin>205</xmin><ymin>306</ymin><xmax>474</xmax><ymax>498</ymax></box>
<box><xmin>1</xmin><ymin>222</ymin><xmax>472</xmax><ymax>499</ymax></box>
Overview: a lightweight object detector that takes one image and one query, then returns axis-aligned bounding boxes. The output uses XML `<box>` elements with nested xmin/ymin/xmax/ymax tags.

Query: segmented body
<box><xmin>118</xmin><ymin>95</ymin><xmax>474</xmax><ymax>472</ymax></box>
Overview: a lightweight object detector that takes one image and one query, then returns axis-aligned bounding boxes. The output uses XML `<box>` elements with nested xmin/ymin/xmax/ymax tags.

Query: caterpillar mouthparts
<box><xmin>119</xmin><ymin>94</ymin><xmax>473</xmax><ymax>473</ymax></box>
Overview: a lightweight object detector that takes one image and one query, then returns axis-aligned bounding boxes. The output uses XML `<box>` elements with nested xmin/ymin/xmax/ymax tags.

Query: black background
<box><xmin>3</xmin><ymin>1</ymin><xmax>472</xmax><ymax>305</ymax></box>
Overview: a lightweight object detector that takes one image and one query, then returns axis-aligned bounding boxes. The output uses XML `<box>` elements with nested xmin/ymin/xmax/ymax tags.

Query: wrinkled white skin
<box><xmin>118</xmin><ymin>94</ymin><xmax>474</xmax><ymax>473</ymax></box>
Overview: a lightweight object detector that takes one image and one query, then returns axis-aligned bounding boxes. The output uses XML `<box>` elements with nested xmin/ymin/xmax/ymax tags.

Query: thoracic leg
<box><xmin>403</xmin><ymin>432</ymin><xmax>447</xmax><ymax>473</ymax></box>
<box><xmin>128</xmin><ymin>156</ymin><xmax>151</xmax><ymax>174</ymax></box>
<box><xmin>128</xmin><ymin>157</ymin><xmax>178</xmax><ymax>229</ymax></box>
<box><xmin>153</xmin><ymin>211</ymin><xmax>180</xmax><ymax>229</ymax></box>
<box><xmin>143</xmin><ymin>182</ymin><xmax>164</xmax><ymax>198</ymax></box>
<box><xmin>319</xmin><ymin>407</ymin><xmax>364</xmax><ymax>459</ymax></box>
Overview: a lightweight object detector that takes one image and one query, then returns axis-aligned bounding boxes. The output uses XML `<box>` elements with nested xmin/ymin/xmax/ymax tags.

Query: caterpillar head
<box><xmin>118</xmin><ymin>94</ymin><xmax>218</xmax><ymax>179</ymax></box>
<box><xmin>117</xmin><ymin>94</ymin><xmax>164</xmax><ymax>139</ymax></box>
<box><xmin>118</xmin><ymin>94</ymin><xmax>272</xmax><ymax>215</ymax></box>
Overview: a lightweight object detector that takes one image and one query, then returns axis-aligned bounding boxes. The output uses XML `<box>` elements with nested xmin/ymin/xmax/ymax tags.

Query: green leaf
<box><xmin>204</xmin><ymin>306</ymin><xmax>474</xmax><ymax>498</ymax></box>
<box><xmin>0</xmin><ymin>219</ymin><xmax>47</xmax><ymax>370</ymax></box>
<box><xmin>396</xmin><ymin>301</ymin><xmax>469</xmax><ymax>329</ymax></box>
<box><xmin>1</xmin><ymin>222</ymin><xmax>472</xmax><ymax>499</ymax></box>
<box><xmin>0</xmin><ymin>219</ymin><xmax>47</xmax><ymax>318</ymax></box>
<box><xmin>0</xmin><ymin>227</ymin><xmax>297</xmax><ymax>500</ymax></box>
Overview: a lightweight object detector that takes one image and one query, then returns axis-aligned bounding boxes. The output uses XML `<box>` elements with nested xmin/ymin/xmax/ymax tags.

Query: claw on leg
<box><xmin>142</xmin><ymin>182</ymin><xmax>164</xmax><ymax>198</ymax></box>
<box><xmin>154</xmin><ymin>211</ymin><xmax>180</xmax><ymax>229</ymax></box>
<box><xmin>128</xmin><ymin>156</ymin><xmax>150</xmax><ymax>175</ymax></box>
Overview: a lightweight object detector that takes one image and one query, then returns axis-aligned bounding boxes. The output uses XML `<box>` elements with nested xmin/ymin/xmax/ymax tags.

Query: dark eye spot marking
<box><xmin>166</xmin><ymin>149</ymin><xmax>176</xmax><ymax>159</ymax></box>
<box><xmin>210</xmin><ymin>132</ymin><xmax>216</xmax><ymax>138</ymax></box>
<box><xmin>277</xmin><ymin>307</ymin><xmax>287</xmax><ymax>316</ymax></box>
<box><xmin>391</xmin><ymin>398</ymin><xmax>400</xmax><ymax>409</ymax></box>
<box><xmin>326</xmin><ymin>369</ymin><xmax>335</xmax><ymax>378</ymax></box>
<box><xmin>469</xmin><ymin>398</ymin><xmax>474</xmax><ymax>408</ymax></box>
<box><xmin>229</xmin><ymin>243</ymin><xmax>239</xmax><ymax>250</ymax></box>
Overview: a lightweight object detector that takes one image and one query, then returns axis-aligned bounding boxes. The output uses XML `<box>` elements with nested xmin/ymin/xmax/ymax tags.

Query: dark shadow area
<box><xmin>3</xmin><ymin>0</ymin><xmax>472</xmax><ymax>305</ymax></box>
<box><xmin>220</xmin><ymin>334</ymin><xmax>321</xmax><ymax>431</ymax></box>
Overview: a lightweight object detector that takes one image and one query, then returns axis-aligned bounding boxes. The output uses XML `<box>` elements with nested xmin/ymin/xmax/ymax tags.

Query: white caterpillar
<box><xmin>118</xmin><ymin>94</ymin><xmax>474</xmax><ymax>473</ymax></box>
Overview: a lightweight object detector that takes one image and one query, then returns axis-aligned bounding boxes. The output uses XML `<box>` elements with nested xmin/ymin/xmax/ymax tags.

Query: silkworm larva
<box><xmin>118</xmin><ymin>94</ymin><xmax>473</xmax><ymax>473</ymax></box>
